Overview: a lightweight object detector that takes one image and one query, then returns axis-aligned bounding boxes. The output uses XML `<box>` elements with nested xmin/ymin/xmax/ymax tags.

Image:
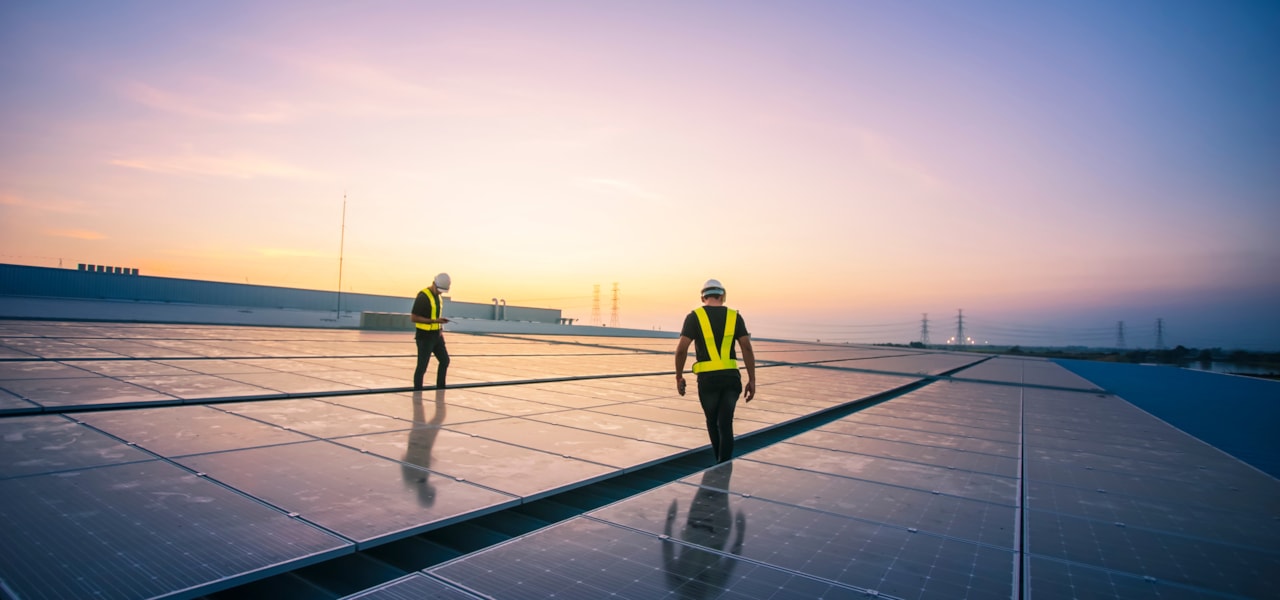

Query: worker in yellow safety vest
<box><xmin>675</xmin><ymin>279</ymin><xmax>757</xmax><ymax>463</ymax></box>
<box><xmin>411</xmin><ymin>273</ymin><xmax>452</xmax><ymax>390</ymax></box>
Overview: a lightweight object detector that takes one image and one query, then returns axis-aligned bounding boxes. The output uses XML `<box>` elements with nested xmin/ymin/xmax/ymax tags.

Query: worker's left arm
<box><xmin>738</xmin><ymin>335</ymin><xmax>756</xmax><ymax>402</ymax></box>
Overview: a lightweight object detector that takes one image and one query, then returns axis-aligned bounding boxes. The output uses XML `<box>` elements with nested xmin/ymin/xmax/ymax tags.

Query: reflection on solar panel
<box><xmin>1</xmin><ymin>320</ymin><xmax>1276</xmax><ymax>599</ymax></box>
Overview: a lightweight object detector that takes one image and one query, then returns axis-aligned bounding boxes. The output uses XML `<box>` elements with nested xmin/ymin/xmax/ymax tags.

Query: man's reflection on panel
<box><xmin>663</xmin><ymin>462</ymin><xmax>746</xmax><ymax>598</ymax></box>
<box><xmin>402</xmin><ymin>389</ymin><xmax>446</xmax><ymax>507</ymax></box>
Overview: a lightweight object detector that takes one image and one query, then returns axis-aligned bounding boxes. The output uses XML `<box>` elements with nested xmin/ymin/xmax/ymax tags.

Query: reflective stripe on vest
<box><xmin>691</xmin><ymin>307</ymin><xmax>738</xmax><ymax>373</ymax></box>
<box><xmin>415</xmin><ymin>288</ymin><xmax>442</xmax><ymax>331</ymax></box>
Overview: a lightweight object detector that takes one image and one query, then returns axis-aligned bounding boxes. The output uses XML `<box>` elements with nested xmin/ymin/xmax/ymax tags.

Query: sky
<box><xmin>2</xmin><ymin>1</ymin><xmax>1278</xmax><ymax>349</ymax></box>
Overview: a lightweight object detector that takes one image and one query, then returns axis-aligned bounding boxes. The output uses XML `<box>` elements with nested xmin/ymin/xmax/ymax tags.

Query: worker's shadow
<box><xmin>662</xmin><ymin>462</ymin><xmax>746</xmax><ymax>598</ymax></box>
<box><xmin>402</xmin><ymin>389</ymin><xmax>446</xmax><ymax>507</ymax></box>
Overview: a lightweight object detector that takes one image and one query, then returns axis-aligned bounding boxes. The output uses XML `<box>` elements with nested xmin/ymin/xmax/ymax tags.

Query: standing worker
<box><xmin>674</xmin><ymin>279</ymin><xmax>757</xmax><ymax>463</ymax></box>
<box><xmin>411</xmin><ymin>273</ymin><xmax>452</xmax><ymax>390</ymax></box>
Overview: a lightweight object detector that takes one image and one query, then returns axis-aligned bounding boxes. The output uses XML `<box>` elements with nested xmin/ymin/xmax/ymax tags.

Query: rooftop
<box><xmin>1</xmin><ymin>319</ymin><xmax>1276</xmax><ymax>599</ymax></box>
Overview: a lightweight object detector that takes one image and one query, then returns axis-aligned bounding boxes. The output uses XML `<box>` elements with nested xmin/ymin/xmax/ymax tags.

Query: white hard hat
<box><xmin>701</xmin><ymin>278</ymin><xmax>725</xmax><ymax>297</ymax></box>
<box><xmin>434</xmin><ymin>273</ymin><xmax>451</xmax><ymax>292</ymax></box>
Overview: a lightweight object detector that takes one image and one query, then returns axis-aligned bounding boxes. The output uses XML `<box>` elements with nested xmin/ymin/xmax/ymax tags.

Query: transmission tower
<box><xmin>920</xmin><ymin>313</ymin><xmax>930</xmax><ymax>345</ymax></box>
<box><xmin>609</xmin><ymin>282</ymin><xmax>620</xmax><ymax>327</ymax></box>
<box><xmin>1116</xmin><ymin>321</ymin><xmax>1126</xmax><ymax>349</ymax></box>
<box><xmin>955</xmin><ymin>309</ymin><xmax>965</xmax><ymax>346</ymax></box>
<box><xmin>1155</xmin><ymin>318</ymin><xmax>1165</xmax><ymax>350</ymax></box>
<box><xmin>590</xmin><ymin>284</ymin><xmax>601</xmax><ymax>325</ymax></box>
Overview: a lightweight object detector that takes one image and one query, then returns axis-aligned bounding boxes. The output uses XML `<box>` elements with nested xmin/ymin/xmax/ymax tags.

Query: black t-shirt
<box><xmin>680</xmin><ymin>305</ymin><xmax>749</xmax><ymax>365</ymax></box>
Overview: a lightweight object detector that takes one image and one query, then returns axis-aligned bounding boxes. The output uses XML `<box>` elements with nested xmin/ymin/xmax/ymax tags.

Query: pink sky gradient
<box><xmin>2</xmin><ymin>2</ymin><xmax>1277</xmax><ymax>349</ymax></box>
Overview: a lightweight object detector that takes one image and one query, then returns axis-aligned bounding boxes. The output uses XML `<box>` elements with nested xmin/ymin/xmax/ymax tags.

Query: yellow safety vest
<box><xmin>691</xmin><ymin>307</ymin><xmax>738</xmax><ymax>373</ymax></box>
<box><xmin>415</xmin><ymin>288</ymin><xmax>442</xmax><ymax>331</ymax></box>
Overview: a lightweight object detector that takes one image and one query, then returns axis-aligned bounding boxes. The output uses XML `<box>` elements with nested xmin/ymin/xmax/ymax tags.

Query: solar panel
<box><xmin>483</xmin><ymin>382</ymin><xmax>637</xmax><ymax>408</ymax></box>
<box><xmin>0</xmin><ymin>414</ymin><xmax>156</xmax><ymax>477</ymax></box>
<box><xmin>824</xmin><ymin>354</ymin><xmax>985</xmax><ymax>375</ymax></box>
<box><xmin>816</xmin><ymin>418</ymin><xmax>1020</xmax><ymax>458</ymax></box>
<box><xmin>0</xmin><ymin>387</ymin><xmax>36</xmax><ymax>413</ymax></box>
<box><xmin>951</xmin><ymin>355</ymin><xmax>1103</xmax><ymax>390</ymax></box>
<box><xmin>326</xmin><ymin>391</ymin><xmax>507</xmax><ymax>425</ymax></box>
<box><xmin>176</xmin><ymin>440</ymin><xmax>519</xmax><ymax>546</ymax></box>
<box><xmin>74</xmin><ymin>404</ymin><xmax>312</xmax><ymax>456</ymax></box>
<box><xmin>786</xmin><ymin>429</ymin><xmax>1021</xmax><ymax>477</ymax></box>
<box><xmin>446</xmin><ymin>417</ymin><xmax>686</xmax><ymax>470</ymax></box>
<box><xmin>1024</xmin><ymin>556</ymin><xmax>1196</xmax><ymax>600</ymax></box>
<box><xmin>430</xmin><ymin>516</ymin><xmax>876</xmax><ymax>599</ymax></box>
<box><xmin>341</xmin><ymin>426</ymin><xmax>619</xmax><ymax>500</ymax></box>
<box><xmin>744</xmin><ymin>442</ymin><xmax>1019</xmax><ymax>505</ymax></box>
<box><xmin>1024</xmin><ymin>509</ymin><xmax>1277</xmax><ymax>598</ymax></box>
<box><xmin>437</xmin><ymin>388</ymin><xmax>586</xmax><ymax>417</ymax></box>
<box><xmin>587</xmin><ymin>477</ymin><xmax>1015</xmax><ymax>599</ymax></box>
<box><xmin>687</xmin><ymin>458</ymin><xmax>1017</xmax><ymax>548</ymax></box>
<box><xmin>115</xmin><ymin>373</ymin><xmax>280</xmax><ymax>403</ymax></box>
<box><xmin>0</xmin><ymin>459</ymin><xmax>349</xmax><ymax>600</ymax></box>
<box><xmin>1</xmin><ymin>323</ymin><xmax>1276</xmax><ymax>599</ymax></box>
<box><xmin>0</xmin><ymin>374</ymin><xmax>178</xmax><ymax>409</ymax></box>
<box><xmin>343</xmin><ymin>573</ymin><xmax>485</xmax><ymax>599</ymax></box>
<box><xmin>1022</xmin><ymin>480</ymin><xmax>1280</xmax><ymax>549</ymax></box>
<box><xmin>218</xmin><ymin>398</ymin><xmax>418</xmax><ymax>438</ymax></box>
<box><xmin>528</xmin><ymin>409</ymin><xmax>712</xmax><ymax>449</ymax></box>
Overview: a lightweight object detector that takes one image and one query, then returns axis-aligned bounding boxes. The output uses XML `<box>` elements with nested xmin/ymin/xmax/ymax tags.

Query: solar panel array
<box><xmin>1</xmin><ymin>320</ymin><xmax>1276</xmax><ymax>599</ymax></box>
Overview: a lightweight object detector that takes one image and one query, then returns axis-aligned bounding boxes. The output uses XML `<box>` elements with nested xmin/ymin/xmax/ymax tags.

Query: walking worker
<box><xmin>674</xmin><ymin>278</ymin><xmax>757</xmax><ymax>463</ymax></box>
<box><xmin>411</xmin><ymin>273</ymin><xmax>452</xmax><ymax>390</ymax></box>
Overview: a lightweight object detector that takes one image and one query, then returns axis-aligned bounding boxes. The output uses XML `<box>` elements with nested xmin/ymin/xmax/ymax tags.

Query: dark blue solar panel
<box><xmin>1024</xmin><ymin>510</ymin><xmax>1278</xmax><ymax>598</ymax></box>
<box><xmin>343</xmin><ymin>573</ymin><xmax>485</xmax><ymax>599</ymax></box>
<box><xmin>587</xmin><ymin>467</ymin><xmax>1015</xmax><ymax>599</ymax></box>
<box><xmin>744</xmin><ymin>442</ymin><xmax>1019</xmax><ymax>505</ymax></box>
<box><xmin>0</xmin><ymin>414</ymin><xmax>155</xmax><ymax>477</ymax></box>
<box><xmin>430</xmin><ymin>516</ymin><xmax>874</xmax><ymax>599</ymax></box>
<box><xmin>0</xmin><ymin>460</ymin><xmax>348</xmax><ymax>599</ymax></box>
<box><xmin>176</xmin><ymin>440</ymin><xmax>519</xmax><ymax>546</ymax></box>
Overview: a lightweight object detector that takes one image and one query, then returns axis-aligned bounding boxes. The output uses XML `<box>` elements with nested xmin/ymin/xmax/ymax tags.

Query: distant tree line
<box><xmin>892</xmin><ymin>341</ymin><xmax>1279</xmax><ymax>378</ymax></box>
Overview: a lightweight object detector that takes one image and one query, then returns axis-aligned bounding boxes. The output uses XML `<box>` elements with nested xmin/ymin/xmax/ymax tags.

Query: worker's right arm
<box><xmin>674</xmin><ymin>336</ymin><xmax>693</xmax><ymax>396</ymax></box>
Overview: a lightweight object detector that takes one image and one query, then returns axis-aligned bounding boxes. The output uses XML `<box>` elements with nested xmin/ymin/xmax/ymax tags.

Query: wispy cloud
<box><xmin>109</xmin><ymin>155</ymin><xmax>319</xmax><ymax>180</ymax></box>
<box><xmin>0</xmin><ymin>193</ymin><xmax>94</xmax><ymax>215</ymax></box>
<box><xmin>266</xmin><ymin>42</ymin><xmax>557</xmax><ymax>119</ymax></box>
<box><xmin>44</xmin><ymin>228</ymin><xmax>106</xmax><ymax>240</ymax></box>
<box><xmin>120</xmin><ymin>81</ymin><xmax>299</xmax><ymax>123</ymax></box>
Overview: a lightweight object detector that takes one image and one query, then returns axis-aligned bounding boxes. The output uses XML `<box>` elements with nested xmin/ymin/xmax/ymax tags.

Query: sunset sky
<box><xmin>2</xmin><ymin>2</ymin><xmax>1278</xmax><ymax>349</ymax></box>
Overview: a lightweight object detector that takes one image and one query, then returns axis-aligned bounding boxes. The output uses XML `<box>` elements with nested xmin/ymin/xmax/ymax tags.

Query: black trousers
<box><xmin>696</xmin><ymin>374</ymin><xmax>742</xmax><ymax>463</ymax></box>
<box><xmin>413</xmin><ymin>331</ymin><xmax>450</xmax><ymax>389</ymax></box>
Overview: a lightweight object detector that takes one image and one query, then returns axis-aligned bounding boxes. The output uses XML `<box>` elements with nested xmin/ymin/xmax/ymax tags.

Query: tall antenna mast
<box><xmin>336</xmin><ymin>192</ymin><xmax>347</xmax><ymax>318</ymax></box>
